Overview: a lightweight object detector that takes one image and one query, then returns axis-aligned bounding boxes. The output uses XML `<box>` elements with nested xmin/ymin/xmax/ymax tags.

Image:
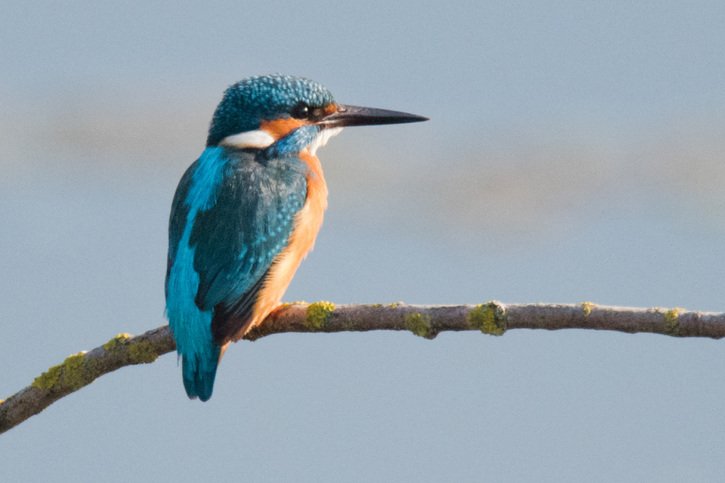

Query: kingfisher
<box><xmin>165</xmin><ymin>74</ymin><xmax>427</xmax><ymax>401</ymax></box>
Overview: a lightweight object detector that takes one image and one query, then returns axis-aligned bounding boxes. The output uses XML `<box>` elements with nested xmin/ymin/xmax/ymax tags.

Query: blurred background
<box><xmin>2</xmin><ymin>1</ymin><xmax>725</xmax><ymax>481</ymax></box>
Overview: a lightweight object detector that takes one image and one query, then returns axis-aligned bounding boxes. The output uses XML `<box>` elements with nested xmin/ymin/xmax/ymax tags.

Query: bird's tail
<box><xmin>181</xmin><ymin>343</ymin><xmax>221</xmax><ymax>402</ymax></box>
<box><xmin>167</xmin><ymin>309</ymin><xmax>220</xmax><ymax>401</ymax></box>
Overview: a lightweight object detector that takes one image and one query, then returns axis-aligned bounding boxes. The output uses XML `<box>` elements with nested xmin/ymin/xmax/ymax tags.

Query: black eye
<box><xmin>291</xmin><ymin>103</ymin><xmax>327</xmax><ymax>121</ymax></box>
<box><xmin>291</xmin><ymin>103</ymin><xmax>310</xmax><ymax>119</ymax></box>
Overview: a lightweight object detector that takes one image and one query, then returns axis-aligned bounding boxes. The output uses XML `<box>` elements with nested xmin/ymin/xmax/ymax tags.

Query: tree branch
<box><xmin>2</xmin><ymin>301</ymin><xmax>724</xmax><ymax>434</ymax></box>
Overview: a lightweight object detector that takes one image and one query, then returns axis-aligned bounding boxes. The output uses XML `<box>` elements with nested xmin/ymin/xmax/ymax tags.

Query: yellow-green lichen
<box><xmin>405</xmin><ymin>312</ymin><xmax>433</xmax><ymax>338</ymax></box>
<box><xmin>468</xmin><ymin>302</ymin><xmax>507</xmax><ymax>336</ymax></box>
<box><xmin>102</xmin><ymin>332</ymin><xmax>132</xmax><ymax>351</ymax></box>
<box><xmin>663</xmin><ymin>308</ymin><xmax>681</xmax><ymax>336</ymax></box>
<box><xmin>103</xmin><ymin>332</ymin><xmax>156</xmax><ymax>363</ymax></box>
<box><xmin>581</xmin><ymin>302</ymin><xmax>595</xmax><ymax>317</ymax></box>
<box><xmin>388</xmin><ymin>302</ymin><xmax>402</xmax><ymax>309</ymax></box>
<box><xmin>32</xmin><ymin>352</ymin><xmax>87</xmax><ymax>391</ymax></box>
<box><xmin>306</xmin><ymin>301</ymin><xmax>335</xmax><ymax>330</ymax></box>
<box><xmin>128</xmin><ymin>339</ymin><xmax>159</xmax><ymax>364</ymax></box>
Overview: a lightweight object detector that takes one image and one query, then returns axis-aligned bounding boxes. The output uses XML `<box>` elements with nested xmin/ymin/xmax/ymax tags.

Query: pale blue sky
<box><xmin>2</xmin><ymin>1</ymin><xmax>725</xmax><ymax>481</ymax></box>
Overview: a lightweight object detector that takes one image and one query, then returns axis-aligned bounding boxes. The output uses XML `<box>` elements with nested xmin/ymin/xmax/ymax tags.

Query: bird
<box><xmin>165</xmin><ymin>74</ymin><xmax>427</xmax><ymax>401</ymax></box>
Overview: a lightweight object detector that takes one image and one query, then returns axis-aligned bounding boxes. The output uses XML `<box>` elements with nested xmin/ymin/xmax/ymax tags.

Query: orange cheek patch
<box><xmin>260</xmin><ymin>118</ymin><xmax>307</xmax><ymax>139</ymax></box>
<box><xmin>323</xmin><ymin>103</ymin><xmax>338</xmax><ymax>115</ymax></box>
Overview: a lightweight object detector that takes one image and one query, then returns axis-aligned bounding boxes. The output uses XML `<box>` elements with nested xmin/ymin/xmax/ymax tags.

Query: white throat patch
<box><xmin>220</xmin><ymin>126</ymin><xmax>343</xmax><ymax>155</ymax></box>
<box><xmin>308</xmin><ymin>127</ymin><xmax>343</xmax><ymax>156</ymax></box>
<box><xmin>220</xmin><ymin>130</ymin><xmax>275</xmax><ymax>149</ymax></box>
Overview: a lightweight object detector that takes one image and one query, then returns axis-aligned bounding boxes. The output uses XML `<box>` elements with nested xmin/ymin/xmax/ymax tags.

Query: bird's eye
<box><xmin>291</xmin><ymin>103</ymin><xmax>310</xmax><ymax>119</ymax></box>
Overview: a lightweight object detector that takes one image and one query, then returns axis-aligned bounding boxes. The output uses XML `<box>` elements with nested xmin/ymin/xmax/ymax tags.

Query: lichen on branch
<box><xmin>2</xmin><ymin>301</ymin><xmax>725</xmax><ymax>435</ymax></box>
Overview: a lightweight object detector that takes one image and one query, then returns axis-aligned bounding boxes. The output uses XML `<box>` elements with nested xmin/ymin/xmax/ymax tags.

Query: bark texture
<box><xmin>2</xmin><ymin>301</ymin><xmax>723</xmax><ymax>434</ymax></box>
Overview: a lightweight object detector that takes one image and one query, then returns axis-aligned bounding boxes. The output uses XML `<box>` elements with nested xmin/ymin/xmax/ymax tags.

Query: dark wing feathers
<box><xmin>165</xmin><ymin>164</ymin><xmax>193</xmax><ymax>298</ymax></box>
<box><xmin>190</xmin><ymin>152</ymin><xmax>308</xmax><ymax>343</ymax></box>
<box><xmin>211</xmin><ymin>269</ymin><xmax>269</xmax><ymax>342</ymax></box>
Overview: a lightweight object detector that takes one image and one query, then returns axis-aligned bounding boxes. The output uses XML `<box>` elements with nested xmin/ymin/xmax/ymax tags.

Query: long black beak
<box><xmin>318</xmin><ymin>104</ymin><xmax>428</xmax><ymax>128</ymax></box>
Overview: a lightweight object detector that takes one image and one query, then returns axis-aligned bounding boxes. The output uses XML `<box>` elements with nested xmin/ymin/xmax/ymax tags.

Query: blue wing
<box><xmin>166</xmin><ymin>147</ymin><xmax>308</xmax><ymax>400</ymax></box>
<box><xmin>191</xmin><ymin>150</ymin><xmax>308</xmax><ymax>337</ymax></box>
